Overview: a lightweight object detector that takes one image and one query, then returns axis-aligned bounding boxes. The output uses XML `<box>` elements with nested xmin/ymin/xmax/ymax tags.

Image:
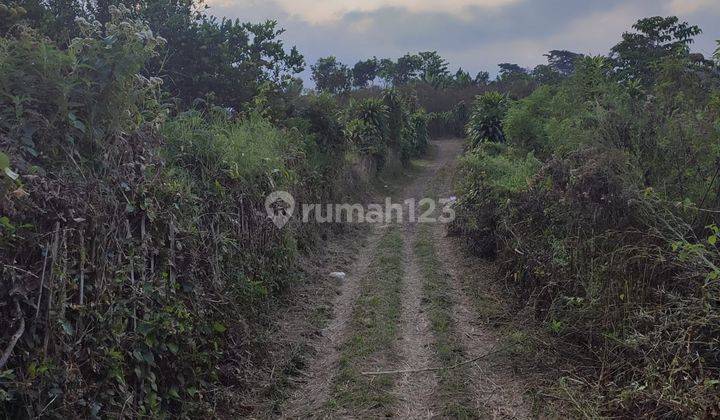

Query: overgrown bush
<box><xmin>344</xmin><ymin>93</ymin><xmax>428</xmax><ymax>167</ymax></box>
<box><xmin>0</xmin><ymin>8</ymin><xmax>428</xmax><ymax>417</ymax></box>
<box><xmin>496</xmin><ymin>148</ymin><xmax>720</xmax><ymax>416</ymax></box>
<box><xmin>453</xmin><ymin>19</ymin><xmax>720</xmax><ymax>417</ymax></box>
<box><xmin>450</xmin><ymin>143</ymin><xmax>539</xmax><ymax>256</ymax></box>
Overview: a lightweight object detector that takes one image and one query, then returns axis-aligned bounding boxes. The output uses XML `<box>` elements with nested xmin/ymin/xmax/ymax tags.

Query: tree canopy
<box><xmin>611</xmin><ymin>16</ymin><xmax>701</xmax><ymax>84</ymax></box>
<box><xmin>311</xmin><ymin>56</ymin><xmax>352</xmax><ymax>94</ymax></box>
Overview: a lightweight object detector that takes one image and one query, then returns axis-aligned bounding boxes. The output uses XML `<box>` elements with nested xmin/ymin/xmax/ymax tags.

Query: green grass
<box><xmin>415</xmin><ymin>225</ymin><xmax>481</xmax><ymax>418</ymax></box>
<box><xmin>458</xmin><ymin>145</ymin><xmax>540</xmax><ymax>194</ymax></box>
<box><xmin>327</xmin><ymin>227</ymin><xmax>404</xmax><ymax>415</ymax></box>
<box><xmin>162</xmin><ymin>111</ymin><xmax>300</xmax><ymax>189</ymax></box>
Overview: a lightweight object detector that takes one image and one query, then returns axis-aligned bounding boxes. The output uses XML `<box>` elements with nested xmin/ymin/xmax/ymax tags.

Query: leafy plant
<box><xmin>466</xmin><ymin>92</ymin><xmax>509</xmax><ymax>146</ymax></box>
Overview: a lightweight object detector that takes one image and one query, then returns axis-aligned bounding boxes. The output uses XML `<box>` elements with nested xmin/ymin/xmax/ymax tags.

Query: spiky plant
<box><xmin>382</xmin><ymin>89</ymin><xmax>406</xmax><ymax>147</ymax></box>
<box><xmin>466</xmin><ymin>92</ymin><xmax>509</xmax><ymax>147</ymax></box>
<box><xmin>352</xmin><ymin>98</ymin><xmax>389</xmax><ymax>136</ymax></box>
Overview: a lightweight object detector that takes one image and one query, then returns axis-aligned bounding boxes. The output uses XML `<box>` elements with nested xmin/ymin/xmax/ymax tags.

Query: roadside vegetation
<box><xmin>1</xmin><ymin>0</ymin><xmax>719</xmax><ymax>418</ymax></box>
<box><xmin>452</xmin><ymin>17</ymin><xmax>720</xmax><ymax>417</ymax></box>
<box><xmin>0</xmin><ymin>3</ymin><xmax>426</xmax><ymax>417</ymax></box>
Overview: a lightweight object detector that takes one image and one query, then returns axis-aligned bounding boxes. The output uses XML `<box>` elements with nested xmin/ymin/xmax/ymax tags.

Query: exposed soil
<box><xmin>264</xmin><ymin>139</ymin><xmax>547</xmax><ymax>419</ymax></box>
<box><xmin>389</xmin><ymin>146</ymin><xmax>453</xmax><ymax>418</ymax></box>
<box><xmin>430</xmin><ymin>142</ymin><xmax>532</xmax><ymax>418</ymax></box>
<box><xmin>279</xmin><ymin>226</ymin><xmax>381</xmax><ymax>418</ymax></box>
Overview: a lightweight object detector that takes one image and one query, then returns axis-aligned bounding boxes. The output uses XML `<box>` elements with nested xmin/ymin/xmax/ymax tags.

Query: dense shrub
<box><xmin>0</xmin><ymin>9</ymin><xmax>428</xmax><ymax>418</ymax></box>
<box><xmin>496</xmin><ymin>149</ymin><xmax>720</xmax><ymax>416</ymax></box>
<box><xmin>409</xmin><ymin>111</ymin><xmax>429</xmax><ymax>156</ymax></box>
<box><xmin>450</xmin><ymin>143</ymin><xmax>540</xmax><ymax>256</ymax></box>
<box><xmin>453</xmin><ymin>20</ymin><xmax>720</xmax><ymax>417</ymax></box>
<box><xmin>345</xmin><ymin>93</ymin><xmax>429</xmax><ymax>167</ymax></box>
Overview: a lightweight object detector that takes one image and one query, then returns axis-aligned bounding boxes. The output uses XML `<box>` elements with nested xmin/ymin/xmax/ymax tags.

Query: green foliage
<box><xmin>611</xmin><ymin>16</ymin><xmax>702</xmax><ymax>85</ymax></box>
<box><xmin>453</xmin><ymin>15</ymin><xmax>720</xmax><ymax>418</ymax></box>
<box><xmin>0</xmin><ymin>7</ymin><xmax>427</xmax><ymax>418</ymax></box>
<box><xmin>466</xmin><ymin>91</ymin><xmax>510</xmax><ymax>146</ymax></box>
<box><xmin>497</xmin><ymin>63</ymin><xmax>527</xmax><ymax>80</ymax></box>
<box><xmin>346</xmin><ymin>98</ymin><xmax>388</xmax><ymax>158</ymax></box>
<box><xmin>426</xmin><ymin>101</ymin><xmax>469</xmax><ymax>138</ymax></box>
<box><xmin>312</xmin><ymin>56</ymin><xmax>352</xmax><ymax>94</ymax></box>
<box><xmin>544</xmin><ymin>50</ymin><xmax>584</xmax><ymax>76</ymax></box>
<box><xmin>451</xmin><ymin>143</ymin><xmax>540</xmax><ymax>256</ymax></box>
<box><xmin>17</xmin><ymin>0</ymin><xmax>304</xmax><ymax>111</ymax></box>
<box><xmin>409</xmin><ymin>111</ymin><xmax>429</xmax><ymax>156</ymax></box>
<box><xmin>418</xmin><ymin>50</ymin><xmax>450</xmax><ymax>85</ymax></box>
<box><xmin>0</xmin><ymin>2</ymin><xmax>28</xmax><ymax>34</ymax></box>
<box><xmin>475</xmin><ymin>71</ymin><xmax>490</xmax><ymax>85</ymax></box>
<box><xmin>457</xmin><ymin>143</ymin><xmax>540</xmax><ymax>195</ymax></box>
<box><xmin>382</xmin><ymin>89</ymin><xmax>405</xmax><ymax>148</ymax></box>
<box><xmin>0</xmin><ymin>6</ymin><xmax>166</xmax><ymax>160</ymax></box>
<box><xmin>344</xmin><ymin>94</ymin><xmax>428</xmax><ymax>165</ymax></box>
<box><xmin>352</xmin><ymin>57</ymin><xmax>379</xmax><ymax>88</ymax></box>
<box><xmin>162</xmin><ymin>110</ymin><xmax>300</xmax><ymax>189</ymax></box>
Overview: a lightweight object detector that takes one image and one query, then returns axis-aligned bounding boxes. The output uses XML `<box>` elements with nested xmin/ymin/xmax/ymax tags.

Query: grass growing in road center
<box><xmin>415</xmin><ymin>224</ymin><xmax>480</xmax><ymax>418</ymax></box>
<box><xmin>327</xmin><ymin>227</ymin><xmax>404</xmax><ymax>415</ymax></box>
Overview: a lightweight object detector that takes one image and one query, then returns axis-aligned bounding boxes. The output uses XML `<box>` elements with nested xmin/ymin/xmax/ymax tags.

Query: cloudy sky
<box><xmin>205</xmin><ymin>0</ymin><xmax>719</xmax><ymax>82</ymax></box>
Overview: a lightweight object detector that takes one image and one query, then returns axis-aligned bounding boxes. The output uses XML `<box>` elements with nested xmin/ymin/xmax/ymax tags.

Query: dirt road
<box><xmin>281</xmin><ymin>139</ymin><xmax>532</xmax><ymax>419</ymax></box>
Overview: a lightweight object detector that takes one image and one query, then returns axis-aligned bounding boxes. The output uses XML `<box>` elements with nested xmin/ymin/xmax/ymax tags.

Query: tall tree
<box><xmin>17</xmin><ymin>0</ymin><xmax>305</xmax><ymax>109</ymax></box>
<box><xmin>311</xmin><ymin>56</ymin><xmax>352</xmax><ymax>94</ymax></box>
<box><xmin>474</xmin><ymin>71</ymin><xmax>490</xmax><ymax>86</ymax></box>
<box><xmin>532</xmin><ymin>64</ymin><xmax>562</xmax><ymax>84</ymax></box>
<box><xmin>610</xmin><ymin>16</ymin><xmax>701</xmax><ymax>84</ymax></box>
<box><xmin>544</xmin><ymin>50</ymin><xmax>584</xmax><ymax>75</ymax></box>
<box><xmin>393</xmin><ymin>53</ymin><xmax>423</xmax><ymax>85</ymax></box>
<box><xmin>418</xmin><ymin>51</ymin><xmax>449</xmax><ymax>83</ymax></box>
<box><xmin>352</xmin><ymin>57</ymin><xmax>379</xmax><ymax>88</ymax></box>
<box><xmin>454</xmin><ymin>68</ymin><xmax>472</xmax><ymax>87</ymax></box>
<box><xmin>497</xmin><ymin>63</ymin><xmax>527</xmax><ymax>80</ymax></box>
<box><xmin>378</xmin><ymin>58</ymin><xmax>396</xmax><ymax>86</ymax></box>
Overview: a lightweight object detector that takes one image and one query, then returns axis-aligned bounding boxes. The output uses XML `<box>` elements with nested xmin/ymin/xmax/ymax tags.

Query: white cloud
<box><xmin>666</xmin><ymin>0</ymin><xmax>720</xmax><ymax>15</ymax></box>
<box><xmin>206</xmin><ymin>0</ymin><xmax>521</xmax><ymax>24</ymax></box>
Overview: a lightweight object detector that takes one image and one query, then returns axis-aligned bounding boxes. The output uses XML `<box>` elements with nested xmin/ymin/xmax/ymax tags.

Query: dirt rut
<box><xmin>281</xmin><ymin>139</ymin><xmax>533</xmax><ymax>419</ymax></box>
<box><xmin>430</xmin><ymin>147</ymin><xmax>532</xmax><ymax>419</ymax></box>
<box><xmin>281</xmin><ymin>228</ymin><xmax>381</xmax><ymax>417</ymax></box>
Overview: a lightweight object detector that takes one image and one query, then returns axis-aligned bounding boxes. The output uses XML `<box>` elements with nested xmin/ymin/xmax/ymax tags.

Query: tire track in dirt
<box><xmin>281</xmin><ymin>227</ymin><xmax>382</xmax><ymax>418</ymax></box>
<box><xmin>391</xmin><ymin>139</ymin><xmax>466</xmax><ymax>418</ymax></box>
<box><xmin>430</xmin><ymin>141</ymin><xmax>532</xmax><ymax>419</ymax></box>
<box><xmin>391</xmin><ymin>213</ymin><xmax>438</xmax><ymax>418</ymax></box>
<box><xmin>281</xmin><ymin>139</ymin><xmax>533</xmax><ymax>419</ymax></box>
